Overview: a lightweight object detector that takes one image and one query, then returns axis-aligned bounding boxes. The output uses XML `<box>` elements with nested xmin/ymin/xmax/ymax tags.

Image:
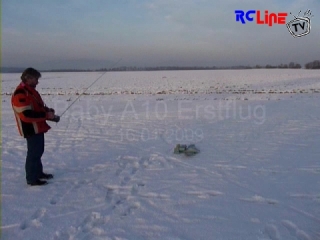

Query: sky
<box><xmin>2</xmin><ymin>0</ymin><xmax>320</xmax><ymax>70</ymax></box>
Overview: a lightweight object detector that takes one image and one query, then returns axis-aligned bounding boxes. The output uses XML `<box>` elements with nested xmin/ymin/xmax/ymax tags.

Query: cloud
<box><xmin>2</xmin><ymin>0</ymin><xmax>320</xmax><ymax>69</ymax></box>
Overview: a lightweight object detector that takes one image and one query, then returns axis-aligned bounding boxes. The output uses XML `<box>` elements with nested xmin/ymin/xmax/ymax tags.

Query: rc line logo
<box><xmin>235</xmin><ymin>9</ymin><xmax>313</xmax><ymax>38</ymax></box>
<box><xmin>234</xmin><ymin>10</ymin><xmax>288</xmax><ymax>26</ymax></box>
<box><xmin>286</xmin><ymin>10</ymin><xmax>313</xmax><ymax>38</ymax></box>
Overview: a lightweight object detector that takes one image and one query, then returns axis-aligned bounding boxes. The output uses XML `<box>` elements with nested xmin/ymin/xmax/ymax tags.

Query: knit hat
<box><xmin>21</xmin><ymin>68</ymin><xmax>41</xmax><ymax>82</ymax></box>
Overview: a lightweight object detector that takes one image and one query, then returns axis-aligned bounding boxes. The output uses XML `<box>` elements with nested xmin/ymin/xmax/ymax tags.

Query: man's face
<box><xmin>25</xmin><ymin>76</ymin><xmax>39</xmax><ymax>88</ymax></box>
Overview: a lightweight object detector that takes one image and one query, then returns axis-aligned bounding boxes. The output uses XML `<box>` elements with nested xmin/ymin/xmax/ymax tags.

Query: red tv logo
<box><xmin>235</xmin><ymin>10</ymin><xmax>288</xmax><ymax>26</ymax></box>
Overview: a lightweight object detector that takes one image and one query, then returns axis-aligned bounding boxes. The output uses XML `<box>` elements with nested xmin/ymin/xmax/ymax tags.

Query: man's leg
<box><xmin>26</xmin><ymin>133</ymin><xmax>45</xmax><ymax>184</ymax></box>
<box><xmin>36</xmin><ymin>133</ymin><xmax>45</xmax><ymax>179</ymax></box>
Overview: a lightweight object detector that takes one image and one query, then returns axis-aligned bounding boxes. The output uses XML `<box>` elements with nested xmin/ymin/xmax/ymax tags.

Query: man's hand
<box><xmin>48</xmin><ymin>108</ymin><xmax>55</xmax><ymax>113</ymax></box>
<box><xmin>46</xmin><ymin>112</ymin><xmax>55</xmax><ymax>120</ymax></box>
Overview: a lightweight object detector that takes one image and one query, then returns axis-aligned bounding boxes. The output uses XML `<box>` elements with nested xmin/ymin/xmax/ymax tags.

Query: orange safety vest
<box><xmin>11</xmin><ymin>82</ymin><xmax>51</xmax><ymax>138</ymax></box>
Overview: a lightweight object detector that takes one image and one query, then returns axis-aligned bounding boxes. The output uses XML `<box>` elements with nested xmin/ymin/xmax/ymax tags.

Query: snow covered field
<box><xmin>1</xmin><ymin>69</ymin><xmax>320</xmax><ymax>240</ymax></box>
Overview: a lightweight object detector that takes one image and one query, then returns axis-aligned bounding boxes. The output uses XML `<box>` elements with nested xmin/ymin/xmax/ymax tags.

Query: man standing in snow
<box><xmin>11</xmin><ymin>68</ymin><xmax>57</xmax><ymax>186</ymax></box>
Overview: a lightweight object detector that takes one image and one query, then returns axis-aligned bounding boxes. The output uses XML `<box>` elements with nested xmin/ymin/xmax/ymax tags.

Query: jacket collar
<box><xmin>19</xmin><ymin>82</ymin><xmax>37</xmax><ymax>93</ymax></box>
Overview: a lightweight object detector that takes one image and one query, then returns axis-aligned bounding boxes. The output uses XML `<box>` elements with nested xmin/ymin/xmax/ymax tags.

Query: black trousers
<box><xmin>26</xmin><ymin>133</ymin><xmax>45</xmax><ymax>183</ymax></box>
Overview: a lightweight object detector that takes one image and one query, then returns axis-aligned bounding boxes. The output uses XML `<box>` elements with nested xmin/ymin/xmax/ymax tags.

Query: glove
<box><xmin>48</xmin><ymin>108</ymin><xmax>55</xmax><ymax>113</ymax></box>
<box><xmin>47</xmin><ymin>115</ymin><xmax>60</xmax><ymax>123</ymax></box>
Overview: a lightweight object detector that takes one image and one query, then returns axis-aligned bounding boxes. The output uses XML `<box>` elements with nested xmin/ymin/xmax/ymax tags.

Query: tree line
<box><xmin>1</xmin><ymin>60</ymin><xmax>319</xmax><ymax>73</ymax></box>
<box><xmin>305</xmin><ymin>60</ymin><xmax>320</xmax><ymax>69</ymax></box>
<box><xmin>96</xmin><ymin>60</ymin><xmax>320</xmax><ymax>71</ymax></box>
<box><xmin>255</xmin><ymin>60</ymin><xmax>320</xmax><ymax>69</ymax></box>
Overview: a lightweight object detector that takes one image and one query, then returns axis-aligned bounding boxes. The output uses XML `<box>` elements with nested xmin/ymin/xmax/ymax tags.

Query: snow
<box><xmin>1</xmin><ymin>69</ymin><xmax>320</xmax><ymax>240</ymax></box>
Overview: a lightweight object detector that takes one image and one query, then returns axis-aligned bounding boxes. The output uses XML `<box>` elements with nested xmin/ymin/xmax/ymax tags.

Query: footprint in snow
<box><xmin>20</xmin><ymin>208</ymin><xmax>47</xmax><ymax>230</ymax></box>
<box><xmin>282</xmin><ymin>220</ymin><xmax>311</xmax><ymax>240</ymax></box>
<box><xmin>54</xmin><ymin>212</ymin><xmax>107</xmax><ymax>239</ymax></box>
<box><xmin>263</xmin><ymin>221</ymin><xmax>311</xmax><ymax>240</ymax></box>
